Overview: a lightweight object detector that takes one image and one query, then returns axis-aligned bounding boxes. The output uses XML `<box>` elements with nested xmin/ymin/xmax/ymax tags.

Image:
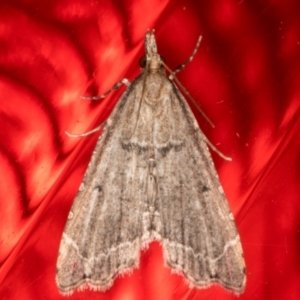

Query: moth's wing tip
<box><xmin>55</xmin><ymin>277</ymin><xmax>75</xmax><ymax>296</ymax></box>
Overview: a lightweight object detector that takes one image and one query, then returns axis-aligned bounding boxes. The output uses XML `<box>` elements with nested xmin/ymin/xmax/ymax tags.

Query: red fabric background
<box><xmin>1</xmin><ymin>0</ymin><xmax>300</xmax><ymax>299</ymax></box>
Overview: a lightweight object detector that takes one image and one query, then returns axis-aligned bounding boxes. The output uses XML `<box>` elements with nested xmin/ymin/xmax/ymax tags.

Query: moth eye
<box><xmin>139</xmin><ymin>56</ymin><xmax>146</xmax><ymax>68</ymax></box>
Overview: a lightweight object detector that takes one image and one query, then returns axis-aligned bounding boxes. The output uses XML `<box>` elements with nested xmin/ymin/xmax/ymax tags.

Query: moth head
<box><xmin>145</xmin><ymin>30</ymin><xmax>157</xmax><ymax>56</ymax></box>
<box><xmin>141</xmin><ymin>29</ymin><xmax>163</xmax><ymax>72</ymax></box>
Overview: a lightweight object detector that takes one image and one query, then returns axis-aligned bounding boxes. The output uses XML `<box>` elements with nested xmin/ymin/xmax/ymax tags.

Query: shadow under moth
<box><xmin>56</xmin><ymin>30</ymin><xmax>246</xmax><ymax>295</ymax></box>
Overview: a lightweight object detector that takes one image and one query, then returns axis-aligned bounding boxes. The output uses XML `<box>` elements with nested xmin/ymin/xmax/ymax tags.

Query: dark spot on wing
<box><xmin>94</xmin><ymin>185</ymin><xmax>102</xmax><ymax>192</ymax></box>
<box><xmin>202</xmin><ymin>185</ymin><xmax>210</xmax><ymax>192</ymax></box>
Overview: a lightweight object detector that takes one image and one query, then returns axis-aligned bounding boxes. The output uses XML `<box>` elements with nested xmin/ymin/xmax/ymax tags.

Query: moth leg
<box><xmin>66</xmin><ymin>79</ymin><xmax>131</xmax><ymax>138</ymax></box>
<box><xmin>164</xmin><ymin>36</ymin><xmax>215</xmax><ymax>128</ymax></box>
<box><xmin>163</xmin><ymin>61</ymin><xmax>214</xmax><ymax>128</ymax></box>
<box><xmin>65</xmin><ymin>122</ymin><xmax>106</xmax><ymax>138</ymax></box>
<box><xmin>81</xmin><ymin>78</ymin><xmax>131</xmax><ymax>100</ymax></box>
<box><xmin>169</xmin><ymin>36</ymin><xmax>202</xmax><ymax>79</ymax></box>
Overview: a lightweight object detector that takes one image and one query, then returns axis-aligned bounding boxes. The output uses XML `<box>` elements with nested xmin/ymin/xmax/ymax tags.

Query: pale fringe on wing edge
<box><xmin>160</xmin><ymin>237</ymin><xmax>246</xmax><ymax>295</ymax></box>
<box><xmin>57</xmin><ymin>233</ymin><xmax>245</xmax><ymax>295</ymax></box>
<box><xmin>56</xmin><ymin>262</ymin><xmax>140</xmax><ymax>296</ymax></box>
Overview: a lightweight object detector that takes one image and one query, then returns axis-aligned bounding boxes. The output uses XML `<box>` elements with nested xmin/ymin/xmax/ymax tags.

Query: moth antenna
<box><xmin>65</xmin><ymin>122</ymin><xmax>106</xmax><ymax>138</ymax></box>
<box><xmin>131</xmin><ymin>63</ymin><xmax>149</xmax><ymax>136</ymax></box>
<box><xmin>81</xmin><ymin>78</ymin><xmax>131</xmax><ymax>100</ymax></box>
<box><xmin>162</xmin><ymin>61</ymin><xmax>214</xmax><ymax>128</ymax></box>
<box><xmin>162</xmin><ymin>61</ymin><xmax>232</xmax><ymax>161</ymax></box>
<box><xmin>203</xmin><ymin>137</ymin><xmax>232</xmax><ymax>161</ymax></box>
<box><xmin>170</xmin><ymin>35</ymin><xmax>202</xmax><ymax>78</ymax></box>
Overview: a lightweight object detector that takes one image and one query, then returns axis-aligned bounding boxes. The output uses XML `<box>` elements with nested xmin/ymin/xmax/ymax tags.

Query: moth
<box><xmin>56</xmin><ymin>30</ymin><xmax>246</xmax><ymax>295</ymax></box>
